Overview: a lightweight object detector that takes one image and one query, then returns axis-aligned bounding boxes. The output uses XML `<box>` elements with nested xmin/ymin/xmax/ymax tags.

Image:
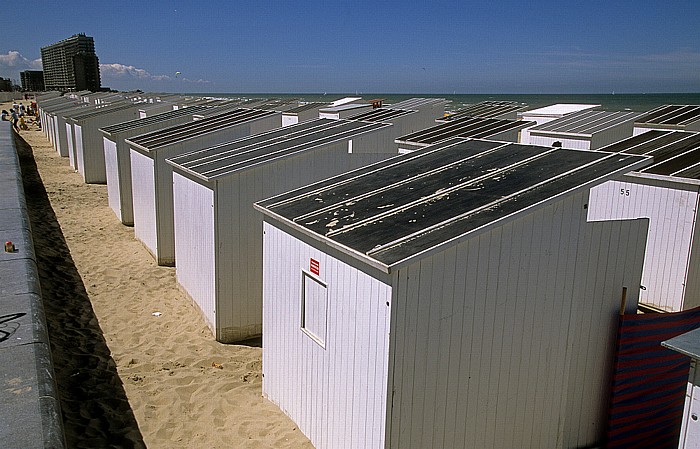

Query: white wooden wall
<box><xmin>80</xmin><ymin>113</ymin><xmax>139</xmax><ymax>184</ymax></box>
<box><xmin>103</xmin><ymin>137</ymin><xmax>122</xmax><ymax>222</ymax></box>
<box><xmin>632</xmin><ymin>126</ymin><xmax>650</xmax><ymax>136</ymax></box>
<box><xmin>528</xmin><ymin>134</ymin><xmax>591</xmax><ymax>150</ymax></box>
<box><xmin>262</xmin><ymin>222</ymin><xmax>392</xmax><ymax>449</ymax></box>
<box><xmin>149</xmin><ymin>115</ymin><xmax>281</xmax><ymax>266</ymax></box>
<box><xmin>173</xmin><ymin>172</ymin><xmax>216</xmax><ymax>330</ymax></box>
<box><xmin>47</xmin><ymin>114</ymin><xmax>55</xmax><ymax>145</ymax></box>
<box><xmin>130</xmin><ymin>149</ymin><xmax>159</xmax><ymax>259</ymax></box>
<box><xmin>80</xmin><ymin>119</ymin><xmax>107</xmax><ymax>183</ymax></box>
<box><xmin>588</xmin><ymin>178</ymin><xmax>700</xmax><ymax>311</ymax></box>
<box><xmin>114</xmin><ymin>136</ymin><xmax>135</xmax><ymax>226</ymax></box>
<box><xmin>108</xmin><ymin>116</ymin><xmax>200</xmax><ymax>226</ymax></box>
<box><xmin>74</xmin><ymin>124</ymin><xmax>85</xmax><ymax>177</ymax></box>
<box><xmin>212</xmin><ymin>142</ymin><xmax>397</xmax><ymax>342</ymax></box>
<box><xmin>66</xmin><ymin>123</ymin><xmax>76</xmax><ymax>169</ymax></box>
<box><xmin>55</xmin><ymin>116</ymin><xmax>70</xmax><ymax>157</ymax></box>
<box><xmin>42</xmin><ymin>110</ymin><xmax>51</xmax><ymax>141</ymax></box>
<box><xmin>282</xmin><ymin>115</ymin><xmax>299</xmax><ymax>127</ymax></box>
<box><xmin>52</xmin><ymin>116</ymin><xmax>62</xmax><ymax>154</ymax></box>
<box><xmin>319</xmin><ymin>112</ymin><xmax>340</xmax><ymax>120</ymax></box>
<box><xmin>387</xmin><ymin>191</ymin><xmax>648</xmax><ymax>449</ymax></box>
<box><xmin>590</xmin><ymin>124</ymin><xmax>635</xmax><ymax>150</ymax></box>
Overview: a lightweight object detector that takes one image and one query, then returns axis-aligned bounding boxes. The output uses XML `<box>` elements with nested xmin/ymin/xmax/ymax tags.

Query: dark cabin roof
<box><xmin>440</xmin><ymin>101</ymin><xmax>527</xmax><ymax>121</ymax></box>
<box><xmin>256</xmin><ymin>137</ymin><xmax>651</xmax><ymax>270</ymax></box>
<box><xmin>597</xmin><ymin>130</ymin><xmax>700</xmax><ymax>180</ymax></box>
<box><xmin>388</xmin><ymin>97</ymin><xmax>446</xmax><ymax>110</ymax></box>
<box><xmin>126</xmin><ymin>108</ymin><xmax>279</xmax><ymax>151</ymax></box>
<box><xmin>283</xmin><ymin>102</ymin><xmax>330</xmax><ymax>114</ymax></box>
<box><xmin>397</xmin><ymin>116</ymin><xmax>534</xmax><ymax>146</ymax></box>
<box><xmin>529</xmin><ymin>110</ymin><xmax>642</xmax><ymax>137</ymax></box>
<box><xmin>166</xmin><ymin>118</ymin><xmax>389</xmax><ymax>181</ymax></box>
<box><xmin>100</xmin><ymin>105</ymin><xmax>210</xmax><ymax>135</ymax></box>
<box><xmin>636</xmin><ymin>105</ymin><xmax>700</xmax><ymax>127</ymax></box>
<box><xmin>662</xmin><ymin>328</ymin><xmax>700</xmax><ymax>360</ymax></box>
<box><xmin>69</xmin><ymin>102</ymin><xmax>139</xmax><ymax>121</ymax></box>
<box><xmin>346</xmin><ymin>108</ymin><xmax>414</xmax><ymax>122</ymax></box>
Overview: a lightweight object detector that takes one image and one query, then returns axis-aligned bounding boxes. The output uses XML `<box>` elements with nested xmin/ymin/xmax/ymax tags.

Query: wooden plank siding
<box><xmin>212</xmin><ymin>143</ymin><xmax>396</xmax><ymax>341</ymax></box>
<box><xmin>103</xmin><ymin>137</ymin><xmax>122</xmax><ymax>221</ymax></box>
<box><xmin>173</xmin><ymin>172</ymin><xmax>216</xmax><ymax>330</ymax></box>
<box><xmin>262</xmin><ymin>222</ymin><xmax>392</xmax><ymax>449</ymax></box>
<box><xmin>130</xmin><ymin>113</ymin><xmax>282</xmax><ymax>266</ymax></box>
<box><xmin>588</xmin><ymin>178</ymin><xmax>700</xmax><ymax>311</ymax></box>
<box><xmin>387</xmin><ymin>191</ymin><xmax>648</xmax><ymax>448</ymax></box>
<box><xmin>528</xmin><ymin>134</ymin><xmax>592</xmax><ymax>150</ymax></box>
<box><xmin>74</xmin><ymin>124</ymin><xmax>85</xmax><ymax>176</ymax></box>
<box><xmin>130</xmin><ymin>149</ymin><xmax>159</xmax><ymax>261</ymax></box>
<box><xmin>66</xmin><ymin>123</ymin><xmax>76</xmax><ymax>168</ymax></box>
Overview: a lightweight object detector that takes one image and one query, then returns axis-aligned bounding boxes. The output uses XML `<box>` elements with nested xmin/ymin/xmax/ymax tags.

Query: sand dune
<box><xmin>9</xmin><ymin>106</ymin><xmax>312</xmax><ymax>448</ymax></box>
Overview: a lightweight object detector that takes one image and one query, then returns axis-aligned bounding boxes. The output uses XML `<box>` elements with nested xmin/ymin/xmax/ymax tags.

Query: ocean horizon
<box><xmin>193</xmin><ymin>92</ymin><xmax>700</xmax><ymax>113</ymax></box>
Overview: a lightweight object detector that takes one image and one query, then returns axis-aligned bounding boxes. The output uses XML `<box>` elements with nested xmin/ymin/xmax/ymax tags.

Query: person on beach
<box><xmin>10</xmin><ymin>109</ymin><xmax>20</xmax><ymax>132</ymax></box>
<box><xmin>1</xmin><ymin>110</ymin><xmax>8</xmax><ymax>121</ymax></box>
<box><xmin>19</xmin><ymin>103</ymin><xmax>25</xmax><ymax>116</ymax></box>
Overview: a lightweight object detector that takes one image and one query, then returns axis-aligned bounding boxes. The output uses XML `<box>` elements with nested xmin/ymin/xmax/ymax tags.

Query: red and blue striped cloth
<box><xmin>606</xmin><ymin>306</ymin><xmax>700</xmax><ymax>448</ymax></box>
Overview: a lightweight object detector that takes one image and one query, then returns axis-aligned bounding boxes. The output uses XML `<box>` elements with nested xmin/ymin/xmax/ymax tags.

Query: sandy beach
<box><xmin>5</xmin><ymin>102</ymin><xmax>313</xmax><ymax>448</ymax></box>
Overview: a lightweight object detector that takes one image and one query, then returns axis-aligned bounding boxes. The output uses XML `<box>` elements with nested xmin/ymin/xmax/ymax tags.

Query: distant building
<box><xmin>20</xmin><ymin>70</ymin><xmax>45</xmax><ymax>91</ymax></box>
<box><xmin>0</xmin><ymin>77</ymin><xmax>12</xmax><ymax>92</ymax></box>
<box><xmin>40</xmin><ymin>33</ymin><xmax>101</xmax><ymax>91</ymax></box>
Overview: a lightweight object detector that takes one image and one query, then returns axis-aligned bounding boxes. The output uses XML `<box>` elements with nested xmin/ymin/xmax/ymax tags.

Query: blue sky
<box><xmin>1</xmin><ymin>1</ymin><xmax>699</xmax><ymax>93</ymax></box>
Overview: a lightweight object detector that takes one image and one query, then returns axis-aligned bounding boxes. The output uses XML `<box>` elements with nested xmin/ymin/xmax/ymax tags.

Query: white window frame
<box><xmin>301</xmin><ymin>270</ymin><xmax>328</xmax><ymax>349</ymax></box>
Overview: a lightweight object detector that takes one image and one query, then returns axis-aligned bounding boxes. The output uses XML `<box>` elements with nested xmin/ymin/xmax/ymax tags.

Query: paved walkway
<box><xmin>0</xmin><ymin>123</ymin><xmax>65</xmax><ymax>449</ymax></box>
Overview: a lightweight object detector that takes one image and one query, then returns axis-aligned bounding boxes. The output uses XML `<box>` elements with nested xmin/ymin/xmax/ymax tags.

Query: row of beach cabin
<box><xmin>35</xmin><ymin>90</ymin><xmax>700</xmax><ymax>448</ymax></box>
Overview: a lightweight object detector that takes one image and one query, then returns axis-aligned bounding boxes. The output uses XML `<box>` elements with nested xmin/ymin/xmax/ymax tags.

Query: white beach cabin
<box><xmin>522</xmin><ymin>109</ymin><xmax>641</xmax><ymax>149</ymax></box>
<box><xmin>136</xmin><ymin>101</ymin><xmax>176</xmax><ymax>118</ymax></box>
<box><xmin>395</xmin><ymin>116</ymin><xmax>534</xmax><ymax>153</ymax></box>
<box><xmin>100</xmin><ymin>105</ymin><xmax>211</xmax><ymax>225</ymax></box>
<box><xmin>126</xmin><ymin>108</ymin><xmax>282</xmax><ymax>265</ymax></box>
<box><xmin>633</xmin><ymin>104</ymin><xmax>700</xmax><ymax>136</ymax></box>
<box><xmin>255</xmin><ymin>137</ymin><xmax>652</xmax><ymax>449</ymax></box>
<box><xmin>46</xmin><ymin>101</ymin><xmax>90</xmax><ymax>157</ymax></box>
<box><xmin>166</xmin><ymin>117</ymin><xmax>399</xmax><ymax>342</ymax></box>
<box><xmin>387</xmin><ymin>97</ymin><xmax>447</xmax><ymax>114</ymax></box>
<box><xmin>37</xmin><ymin>95</ymin><xmax>82</xmax><ymax>144</ymax></box>
<box><xmin>437</xmin><ymin>100</ymin><xmax>528</xmax><ymax>122</ymax></box>
<box><xmin>36</xmin><ymin>95</ymin><xmax>67</xmax><ymax>145</ymax></box>
<box><xmin>68</xmin><ymin>102</ymin><xmax>143</xmax><ymax>183</ymax></box>
<box><xmin>319</xmin><ymin>102</ymin><xmax>373</xmax><ymax>119</ymax></box>
<box><xmin>37</xmin><ymin>95</ymin><xmax>70</xmax><ymax>142</ymax></box>
<box><xmin>282</xmin><ymin>102</ymin><xmax>330</xmax><ymax>127</ymax></box>
<box><xmin>588</xmin><ymin>130</ymin><xmax>700</xmax><ymax>312</ymax></box>
<box><xmin>517</xmin><ymin>103</ymin><xmax>600</xmax><ymax>144</ymax></box>
<box><xmin>346</xmin><ymin>98</ymin><xmax>448</xmax><ymax>143</ymax></box>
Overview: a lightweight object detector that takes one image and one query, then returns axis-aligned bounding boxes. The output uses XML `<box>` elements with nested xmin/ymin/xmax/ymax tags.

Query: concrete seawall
<box><xmin>0</xmin><ymin>122</ymin><xmax>66</xmax><ymax>448</ymax></box>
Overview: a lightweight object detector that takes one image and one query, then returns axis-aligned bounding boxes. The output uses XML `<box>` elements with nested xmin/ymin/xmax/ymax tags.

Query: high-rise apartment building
<box><xmin>0</xmin><ymin>77</ymin><xmax>12</xmax><ymax>92</ymax></box>
<box><xmin>20</xmin><ymin>70</ymin><xmax>45</xmax><ymax>91</ymax></box>
<box><xmin>41</xmin><ymin>33</ymin><xmax>101</xmax><ymax>91</ymax></box>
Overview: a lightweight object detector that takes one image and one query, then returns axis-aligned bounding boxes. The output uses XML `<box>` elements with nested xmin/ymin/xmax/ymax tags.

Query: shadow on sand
<box><xmin>15</xmin><ymin>133</ymin><xmax>146</xmax><ymax>449</ymax></box>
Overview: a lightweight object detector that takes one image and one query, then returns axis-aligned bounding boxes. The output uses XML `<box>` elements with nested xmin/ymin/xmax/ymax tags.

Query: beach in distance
<box><xmin>6</xmin><ymin>91</ymin><xmax>699</xmax><ymax>448</ymax></box>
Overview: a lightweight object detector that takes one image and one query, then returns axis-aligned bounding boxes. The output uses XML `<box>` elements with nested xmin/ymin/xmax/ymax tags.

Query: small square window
<box><xmin>302</xmin><ymin>272</ymin><xmax>327</xmax><ymax>347</ymax></box>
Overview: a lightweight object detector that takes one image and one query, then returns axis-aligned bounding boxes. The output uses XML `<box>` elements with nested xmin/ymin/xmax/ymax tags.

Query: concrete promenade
<box><xmin>0</xmin><ymin>122</ymin><xmax>65</xmax><ymax>448</ymax></box>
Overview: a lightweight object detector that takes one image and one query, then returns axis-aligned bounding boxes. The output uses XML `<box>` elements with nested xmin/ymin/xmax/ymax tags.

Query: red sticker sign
<box><xmin>310</xmin><ymin>258</ymin><xmax>320</xmax><ymax>276</ymax></box>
